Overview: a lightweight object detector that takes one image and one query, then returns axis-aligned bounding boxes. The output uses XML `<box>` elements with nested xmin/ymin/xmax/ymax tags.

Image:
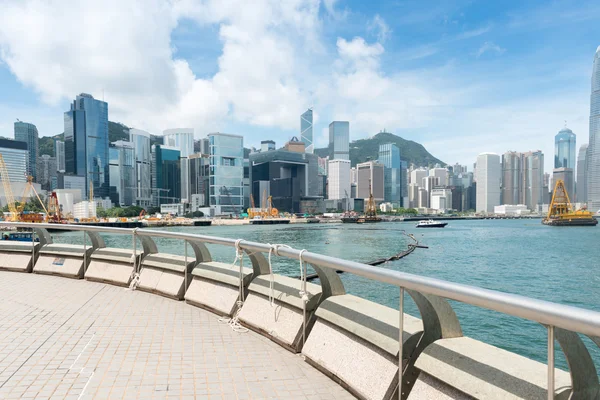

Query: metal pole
<box><xmin>398</xmin><ymin>287</ymin><xmax>404</xmax><ymax>400</ymax></box>
<box><xmin>547</xmin><ymin>325</ymin><xmax>555</xmax><ymax>400</ymax></box>
<box><xmin>83</xmin><ymin>231</ymin><xmax>87</xmax><ymax>272</ymax></box>
<box><xmin>184</xmin><ymin>240</ymin><xmax>188</xmax><ymax>290</ymax></box>
<box><xmin>132</xmin><ymin>231</ymin><xmax>137</xmax><ymax>273</ymax></box>
<box><xmin>31</xmin><ymin>229</ymin><xmax>35</xmax><ymax>271</ymax></box>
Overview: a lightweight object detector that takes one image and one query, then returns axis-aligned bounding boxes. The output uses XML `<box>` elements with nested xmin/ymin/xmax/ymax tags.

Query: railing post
<box><xmin>31</xmin><ymin>229</ymin><xmax>36</xmax><ymax>268</ymax></box>
<box><xmin>548</xmin><ymin>325</ymin><xmax>555</xmax><ymax>400</ymax></box>
<box><xmin>184</xmin><ymin>240</ymin><xmax>188</xmax><ymax>289</ymax></box>
<box><xmin>132</xmin><ymin>230</ymin><xmax>137</xmax><ymax>273</ymax></box>
<box><xmin>83</xmin><ymin>231</ymin><xmax>87</xmax><ymax>270</ymax></box>
<box><xmin>399</xmin><ymin>287</ymin><xmax>404</xmax><ymax>400</ymax></box>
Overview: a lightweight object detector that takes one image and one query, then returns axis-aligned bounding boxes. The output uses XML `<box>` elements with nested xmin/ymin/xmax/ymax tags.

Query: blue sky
<box><xmin>1</xmin><ymin>0</ymin><xmax>599</xmax><ymax>173</ymax></box>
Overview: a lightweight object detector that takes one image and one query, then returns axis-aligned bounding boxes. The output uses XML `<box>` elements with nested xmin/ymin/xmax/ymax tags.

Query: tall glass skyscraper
<box><xmin>378</xmin><ymin>143</ymin><xmax>402</xmax><ymax>205</ymax></box>
<box><xmin>329</xmin><ymin>121</ymin><xmax>349</xmax><ymax>160</ymax></box>
<box><xmin>588</xmin><ymin>46</ymin><xmax>600</xmax><ymax>211</ymax></box>
<box><xmin>163</xmin><ymin>128</ymin><xmax>194</xmax><ymax>203</ymax></box>
<box><xmin>109</xmin><ymin>141</ymin><xmax>135</xmax><ymax>206</ymax></box>
<box><xmin>209</xmin><ymin>133</ymin><xmax>244</xmax><ymax>214</ymax></box>
<box><xmin>64</xmin><ymin>93</ymin><xmax>109</xmax><ymax>199</ymax></box>
<box><xmin>576</xmin><ymin>144</ymin><xmax>589</xmax><ymax>202</ymax></box>
<box><xmin>554</xmin><ymin>127</ymin><xmax>576</xmax><ymax>169</ymax></box>
<box><xmin>300</xmin><ymin>109</ymin><xmax>313</xmax><ymax>154</ymax></box>
<box><xmin>130</xmin><ymin>129</ymin><xmax>152</xmax><ymax>207</ymax></box>
<box><xmin>14</xmin><ymin>121</ymin><xmax>39</xmax><ymax>181</ymax></box>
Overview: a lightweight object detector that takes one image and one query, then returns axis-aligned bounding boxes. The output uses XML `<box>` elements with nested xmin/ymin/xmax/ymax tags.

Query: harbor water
<box><xmin>52</xmin><ymin>219</ymin><xmax>600</xmax><ymax>371</ymax></box>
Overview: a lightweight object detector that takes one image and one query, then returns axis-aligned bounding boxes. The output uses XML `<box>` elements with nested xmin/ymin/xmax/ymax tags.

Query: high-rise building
<box><xmin>14</xmin><ymin>121</ymin><xmax>39</xmax><ymax>181</ymax></box>
<box><xmin>328</xmin><ymin>121</ymin><xmax>349</xmax><ymax>160</ymax></box>
<box><xmin>300</xmin><ymin>109</ymin><xmax>313</xmax><ymax>154</ymax></box>
<box><xmin>587</xmin><ymin>46</ymin><xmax>600</xmax><ymax>211</ymax></box>
<box><xmin>37</xmin><ymin>154</ymin><xmax>57</xmax><ymax>191</ymax></box>
<box><xmin>430</xmin><ymin>188</ymin><xmax>452</xmax><ymax>211</ymax></box>
<box><xmin>356</xmin><ymin>161</ymin><xmax>384</xmax><ymax>201</ymax></box>
<box><xmin>553</xmin><ymin>168</ymin><xmax>575</xmax><ymax>202</ymax></box>
<box><xmin>55</xmin><ymin>140</ymin><xmax>65</xmax><ymax>173</ymax></box>
<box><xmin>0</xmin><ymin>138</ymin><xmax>28</xmax><ymax>183</ymax></box>
<box><xmin>502</xmin><ymin>151</ymin><xmax>521</xmax><ymax>205</ymax></box>
<box><xmin>378</xmin><ymin>143</ymin><xmax>402</xmax><ymax>205</ymax></box>
<box><xmin>577</xmin><ymin>144</ymin><xmax>589</xmax><ymax>202</ymax></box>
<box><xmin>523</xmin><ymin>151</ymin><xmax>545</xmax><ymax>209</ymax></box>
<box><xmin>410</xmin><ymin>168</ymin><xmax>427</xmax><ymax>185</ymax></box>
<box><xmin>208</xmin><ymin>133</ymin><xmax>244</xmax><ymax>215</ymax></box>
<box><xmin>429</xmin><ymin>168</ymin><xmax>448</xmax><ymax>186</ymax></box>
<box><xmin>476</xmin><ymin>153</ymin><xmax>501</xmax><ymax>213</ymax></box>
<box><xmin>152</xmin><ymin>145</ymin><xmax>181</xmax><ymax>205</ymax></box>
<box><xmin>109</xmin><ymin>141</ymin><xmax>135</xmax><ymax>206</ymax></box>
<box><xmin>189</xmin><ymin>153</ymin><xmax>210</xmax><ymax>207</ymax></box>
<box><xmin>163</xmin><ymin>129</ymin><xmax>194</xmax><ymax>203</ymax></box>
<box><xmin>64</xmin><ymin>93</ymin><xmax>109</xmax><ymax>199</ymax></box>
<box><xmin>555</xmin><ymin>127</ymin><xmax>576</xmax><ymax>169</ymax></box>
<box><xmin>327</xmin><ymin>159</ymin><xmax>351</xmax><ymax>200</ymax></box>
<box><xmin>129</xmin><ymin>129</ymin><xmax>152</xmax><ymax>207</ymax></box>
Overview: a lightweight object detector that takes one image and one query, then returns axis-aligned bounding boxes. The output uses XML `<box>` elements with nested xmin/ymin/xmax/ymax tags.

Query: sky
<box><xmin>1</xmin><ymin>0</ymin><xmax>599</xmax><ymax>173</ymax></box>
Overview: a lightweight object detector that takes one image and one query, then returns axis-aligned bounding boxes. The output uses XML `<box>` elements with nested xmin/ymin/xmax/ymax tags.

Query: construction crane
<box><xmin>17</xmin><ymin>176</ymin><xmax>48</xmax><ymax>222</ymax></box>
<box><xmin>0</xmin><ymin>154</ymin><xmax>18</xmax><ymax>221</ymax></box>
<box><xmin>543</xmin><ymin>179</ymin><xmax>597</xmax><ymax>226</ymax></box>
<box><xmin>248</xmin><ymin>193</ymin><xmax>258</xmax><ymax>219</ymax></box>
<box><xmin>267</xmin><ymin>195</ymin><xmax>279</xmax><ymax>218</ymax></box>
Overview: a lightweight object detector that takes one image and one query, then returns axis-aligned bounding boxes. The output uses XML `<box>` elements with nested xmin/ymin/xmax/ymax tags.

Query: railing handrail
<box><xmin>3</xmin><ymin>221</ymin><xmax>600</xmax><ymax>338</ymax></box>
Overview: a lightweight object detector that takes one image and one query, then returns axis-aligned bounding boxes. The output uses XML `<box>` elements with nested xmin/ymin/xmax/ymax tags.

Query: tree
<box><xmin>97</xmin><ymin>206</ymin><xmax>108</xmax><ymax>218</ymax></box>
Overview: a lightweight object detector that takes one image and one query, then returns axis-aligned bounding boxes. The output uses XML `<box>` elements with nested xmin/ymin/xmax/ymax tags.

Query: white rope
<box><xmin>128</xmin><ymin>272</ymin><xmax>140</xmax><ymax>291</ymax></box>
<box><xmin>267</xmin><ymin>244</ymin><xmax>291</xmax><ymax>307</ymax></box>
<box><xmin>218</xmin><ymin>239</ymin><xmax>249</xmax><ymax>333</ymax></box>
<box><xmin>298</xmin><ymin>249</ymin><xmax>309</xmax><ymax>350</ymax></box>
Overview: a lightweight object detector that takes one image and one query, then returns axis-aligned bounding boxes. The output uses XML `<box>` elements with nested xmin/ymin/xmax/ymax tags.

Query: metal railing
<box><xmin>2</xmin><ymin>221</ymin><xmax>600</xmax><ymax>399</ymax></box>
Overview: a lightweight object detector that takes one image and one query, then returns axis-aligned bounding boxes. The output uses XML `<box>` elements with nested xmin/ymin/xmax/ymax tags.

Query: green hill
<box><xmin>39</xmin><ymin>121</ymin><xmax>130</xmax><ymax>157</ymax></box>
<box><xmin>315</xmin><ymin>131</ymin><xmax>445</xmax><ymax>167</ymax></box>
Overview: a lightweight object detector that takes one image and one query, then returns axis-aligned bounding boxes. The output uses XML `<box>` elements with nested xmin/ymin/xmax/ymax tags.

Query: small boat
<box><xmin>416</xmin><ymin>219</ymin><xmax>448</xmax><ymax>228</ymax></box>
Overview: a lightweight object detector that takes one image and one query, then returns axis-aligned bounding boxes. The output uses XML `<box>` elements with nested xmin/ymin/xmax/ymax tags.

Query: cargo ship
<box><xmin>542</xmin><ymin>179</ymin><xmax>598</xmax><ymax>226</ymax></box>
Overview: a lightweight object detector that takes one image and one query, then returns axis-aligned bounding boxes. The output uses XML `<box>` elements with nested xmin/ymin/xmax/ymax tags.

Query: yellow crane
<box><xmin>543</xmin><ymin>179</ymin><xmax>597</xmax><ymax>226</ymax></box>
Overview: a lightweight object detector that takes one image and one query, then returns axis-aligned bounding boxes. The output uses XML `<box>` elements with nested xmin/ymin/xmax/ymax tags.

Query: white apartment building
<box><xmin>328</xmin><ymin>159</ymin><xmax>351</xmax><ymax>200</ymax></box>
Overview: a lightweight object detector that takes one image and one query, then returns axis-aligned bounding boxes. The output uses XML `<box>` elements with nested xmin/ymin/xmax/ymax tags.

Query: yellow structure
<box><xmin>543</xmin><ymin>179</ymin><xmax>597</xmax><ymax>226</ymax></box>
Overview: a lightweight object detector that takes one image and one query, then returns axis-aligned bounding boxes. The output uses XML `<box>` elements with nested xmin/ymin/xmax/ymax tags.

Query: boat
<box><xmin>1</xmin><ymin>231</ymin><xmax>40</xmax><ymax>242</ymax></box>
<box><xmin>542</xmin><ymin>180</ymin><xmax>598</xmax><ymax>226</ymax></box>
<box><xmin>416</xmin><ymin>219</ymin><xmax>448</xmax><ymax>228</ymax></box>
<box><xmin>342</xmin><ymin>183</ymin><xmax>382</xmax><ymax>223</ymax></box>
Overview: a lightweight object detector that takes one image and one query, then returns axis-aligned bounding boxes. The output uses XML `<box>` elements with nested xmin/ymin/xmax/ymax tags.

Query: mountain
<box><xmin>315</xmin><ymin>131</ymin><xmax>445</xmax><ymax>167</ymax></box>
<box><xmin>38</xmin><ymin>121</ymin><xmax>129</xmax><ymax>157</ymax></box>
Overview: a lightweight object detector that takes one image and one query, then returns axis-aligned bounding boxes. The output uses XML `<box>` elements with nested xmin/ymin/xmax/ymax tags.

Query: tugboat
<box><xmin>416</xmin><ymin>219</ymin><xmax>448</xmax><ymax>228</ymax></box>
<box><xmin>542</xmin><ymin>179</ymin><xmax>597</xmax><ymax>226</ymax></box>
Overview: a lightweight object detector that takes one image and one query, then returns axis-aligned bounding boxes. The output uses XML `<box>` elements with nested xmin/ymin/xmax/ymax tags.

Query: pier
<box><xmin>1</xmin><ymin>222</ymin><xmax>599</xmax><ymax>400</ymax></box>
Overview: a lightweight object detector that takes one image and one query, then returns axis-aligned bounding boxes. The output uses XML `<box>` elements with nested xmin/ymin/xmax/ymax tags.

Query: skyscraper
<box><xmin>64</xmin><ymin>93</ymin><xmax>109</xmax><ymax>199</ymax></box>
<box><xmin>152</xmin><ymin>144</ymin><xmax>181</xmax><ymax>205</ymax></box>
<box><xmin>587</xmin><ymin>46</ymin><xmax>600</xmax><ymax>211</ymax></box>
<box><xmin>356</xmin><ymin>161</ymin><xmax>384</xmax><ymax>202</ymax></box>
<box><xmin>576</xmin><ymin>144</ymin><xmax>589</xmax><ymax>202</ymax></box>
<box><xmin>300</xmin><ymin>109</ymin><xmax>313</xmax><ymax>154</ymax></box>
<box><xmin>327</xmin><ymin>159</ymin><xmax>351</xmax><ymax>200</ymax></box>
<box><xmin>476</xmin><ymin>153</ymin><xmax>501</xmax><ymax>213</ymax></box>
<box><xmin>14</xmin><ymin>121</ymin><xmax>39</xmax><ymax>181</ymax></box>
<box><xmin>109</xmin><ymin>141</ymin><xmax>135</xmax><ymax>206</ymax></box>
<box><xmin>554</xmin><ymin>127</ymin><xmax>576</xmax><ymax>169</ymax></box>
<box><xmin>37</xmin><ymin>154</ymin><xmax>57</xmax><ymax>191</ymax></box>
<box><xmin>378</xmin><ymin>143</ymin><xmax>401</xmax><ymax>205</ymax></box>
<box><xmin>208</xmin><ymin>133</ymin><xmax>244</xmax><ymax>215</ymax></box>
<box><xmin>0</xmin><ymin>138</ymin><xmax>28</xmax><ymax>183</ymax></box>
<box><xmin>328</xmin><ymin>121</ymin><xmax>349</xmax><ymax>160</ymax></box>
<box><xmin>501</xmin><ymin>151</ymin><xmax>521</xmax><ymax>205</ymax></box>
<box><xmin>523</xmin><ymin>151</ymin><xmax>544</xmax><ymax>209</ymax></box>
<box><xmin>163</xmin><ymin>128</ymin><xmax>194</xmax><ymax>203</ymax></box>
<box><xmin>55</xmin><ymin>140</ymin><xmax>65</xmax><ymax>173</ymax></box>
<box><xmin>129</xmin><ymin>129</ymin><xmax>152</xmax><ymax>207</ymax></box>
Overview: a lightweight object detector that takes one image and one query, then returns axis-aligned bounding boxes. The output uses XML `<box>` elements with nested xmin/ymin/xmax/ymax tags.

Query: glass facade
<box><xmin>64</xmin><ymin>93</ymin><xmax>109</xmax><ymax>199</ymax></box>
<box><xmin>209</xmin><ymin>133</ymin><xmax>244</xmax><ymax>214</ymax></box>
<box><xmin>55</xmin><ymin>140</ymin><xmax>65</xmax><ymax>173</ymax></box>
<box><xmin>554</xmin><ymin>127</ymin><xmax>576</xmax><ymax>169</ymax></box>
<box><xmin>0</xmin><ymin>139</ymin><xmax>28</xmax><ymax>183</ymax></box>
<box><xmin>300</xmin><ymin>109</ymin><xmax>313</xmax><ymax>154</ymax></box>
<box><xmin>576</xmin><ymin>144</ymin><xmax>588</xmax><ymax>202</ymax></box>
<box><xmin>588</xmin><ymin>47</ymin><xmax>600</xmax><ymax>211</ymax></box>
<box><xmin>109</xmin><ymin>141</ymin><xmax>135</xmax><ymax>206</ymax></box>
<box><xmin>13</xmin><ymin>121</ymin><xmax>39</xmax><ymax>181</ymax></box>
<box><xmin>328</xmin><ymin>121</ymin><xmax>350</xmax><ymax>160</ymax></box>
<box><xmin>378</xmin><ymin>143</ymin><xmax>402</xmax><ymax>205</ymax></box>
<box><xmin>163</xmin><ymin>129</ymin><xmax>194</xmax><ymax>203</ymax></box>
<box><xmin>130</xmin><ymin>129</ymin><xmax>152</xmax><ymax>207</ymax></box>
<box><xmin>154</xmin><ymin>145</ymin><xmax>181</xmax><ymax>205</ymax></box>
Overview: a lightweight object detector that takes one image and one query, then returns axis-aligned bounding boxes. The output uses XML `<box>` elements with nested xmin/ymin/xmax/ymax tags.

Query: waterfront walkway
<box><xmin>0</xmin><ymin>272</ymin><xmax>457</xmax><ymax>400</ymax></box>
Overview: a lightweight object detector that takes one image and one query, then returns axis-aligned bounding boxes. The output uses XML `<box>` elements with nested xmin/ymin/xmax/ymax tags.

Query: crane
<box><xmin>0</xmin><ymin>154</ymin><xmax>18</xmax><ymax>221</ymax></box>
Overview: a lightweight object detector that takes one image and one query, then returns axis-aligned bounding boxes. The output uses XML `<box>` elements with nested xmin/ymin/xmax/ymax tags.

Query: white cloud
<box><xmin>476</xmin><ymin>41</ymin><xmax>506</xmax><ymax>58</ymax></box>
<box><xmin>368</xmin><ymin>14</ymin><xmax>391</xmax><ymax>43</ymax></box>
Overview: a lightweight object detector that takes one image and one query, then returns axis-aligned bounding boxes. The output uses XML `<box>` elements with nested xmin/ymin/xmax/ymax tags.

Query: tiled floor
<box><xmin>0</xmin><ymin>271</ymin><xmax>355</xmax><ymax>399</ymax></box>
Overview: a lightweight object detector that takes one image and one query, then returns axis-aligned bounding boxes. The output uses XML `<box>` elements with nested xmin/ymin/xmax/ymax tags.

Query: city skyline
<box><xmin>1</xmin><ymin>1</ymin><xmax>600</xmax><ymax>175</ymax></box>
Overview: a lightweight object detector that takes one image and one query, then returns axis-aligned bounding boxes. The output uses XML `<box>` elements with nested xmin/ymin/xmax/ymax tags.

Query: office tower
<box><xmin>300</xmin><ymin>109</ymin><xmax>313</xmax><ymax>154</ymax></box>
<box><xmin>553</xmin><ymin>168</ymin><xmax>575</xmax><ymax>201</ymax></box>
<box><xmin>55</xmin><ymin>140</ymin><xmax>65</xmax><ymax>173</ymax></box>
<box><xmin>129</xmin><ymin>129</ymin><xmax>152</xmax><ymax>207</ymax></box>
<box><xmin>577</xmin><ymin>144</ymin><xmax>589</xmax><ymax>202</ymax></box>
<box><xmin>378</xmin><ymin>143</ymin><xmax>401</xmax><ymax>205</ymax></box>
<box><xmin>163</xmin><ymin>128</ymin><xmax>194</xmax><ymax>203</ymax></box>
<box><xmin>587</xmin><ymin>46</ymin><xmax>600</xmax><ymax>211</ymax></box>
<box><xmin>109</xmin><ymin>141</ymin><xmax>135</xmax><ymax>206</ymax></box>
<box><xmin>189</xmin><ymin>153</ymin><xmax>210</xmax><ymax>207</ymax></box>
<box><xmin>64</xmin><ymin>93</ymin><xmax>109</xmax><ymax>199</ymax></box>
<box><xmin>37</xmin><ymin>155</ymin><xmax>57</xmax><ymax>191</ymax></box>
<box><xmin>476</xmin><ymin>153</ymin><xmax>501</xmax><ymax>213</ymax></box>
<box><xmin>430</xmin><ymin>188</ymin><xmax>452</xmax><ymax>211</ymax></box>
<box><xmin>0</xmin><ymin>138</ymin><xmax>28</xmax><ymax>183</ymax></box>
<box><xmin>328</xmin><ymin>121</ymin><xmax>350</xmax><ymax>160</ymax></box>
<box><xmin>555</xmin><ymin>127</ymin><xmax>577</xmax><ymax>169</ymax></box>
<box><xmin>502</xmin><ymin>151</ymin><xmax>521</xmax><ymax>205</ymax></box>
<box><xmin>13</xmin><ymin>121</ymin><xmax>39</xmax><ymax>181</ymax></box>
<box><xmin>429</xmin><ymin>167</ymin><xmax>448</xmax><ymax>186</ymax></box>
<box><xmin>410</xmin><ymin>168</ymin><xmax>427</xmax><ymax>186</ymax></box>
<box><xmin>327</xmin><ymin>159</ymin><xmax>351</xmax><ymax>200</ymax></box>
<box><xmin>208</xmin><ymin>133</ymin><xmax>244</xmax><ymax>215</ymax></box>
<box><xmin>152</xmin><ymin>145</ymin><xmax>181</xmax><ymax>205</ymax></box>
<box><xmin>408</xmin><ymin>183</ymin><xmax>419</xmax><ymax>208</ymax></box>
<box><xmin>523</xmin><ymin>151</ymin><xmax>545</xmax><ymax>209</ymax></box>
<box><xmin>356</xmin><ymin>161</ymin><xmax>384</xmax><ymax>201</ymax></box>
<box><xmin>261</xmin><ymin>140</ymin><xmax>275</xmax><ymax>152</ymax></box>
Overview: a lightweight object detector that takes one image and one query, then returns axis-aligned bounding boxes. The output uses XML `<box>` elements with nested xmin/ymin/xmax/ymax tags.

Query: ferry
<box><xmin>416</xmin><ymin>219</ymin><xmax>448</xmax><ymax>228</ymax></box>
